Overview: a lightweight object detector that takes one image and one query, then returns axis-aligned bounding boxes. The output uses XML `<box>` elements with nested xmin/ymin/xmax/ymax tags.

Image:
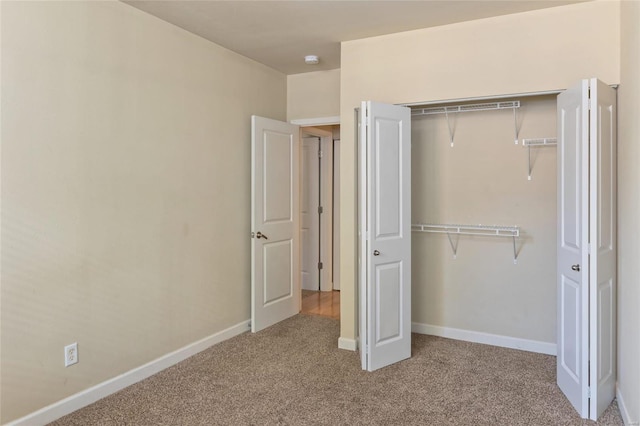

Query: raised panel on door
<box><xmin>251</xmin><ymin>116</ymin><xmax>299</xmax><ymax>333</ymax></box>
<box><xmin>374</xmin><ymin>118</ymin><xmax>402</xmax><ymax>239</ymax></box>
<box><xmin>263</xmin><ymin>240</ymin><xmax>293</xmax><ymax>305</ymax></box>
<box><xmin>263</xmin><ymin>131</ymin><xmax>293</xmax><ymax>223</ymax></box>
<box><xmin>375</xmin><ymin>261</ymin><xmax>402</xmax><ymax>344</ymax></box>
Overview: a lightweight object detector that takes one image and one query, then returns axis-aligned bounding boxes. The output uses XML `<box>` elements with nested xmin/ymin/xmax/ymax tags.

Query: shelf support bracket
<box><xmin>522</xmin><ymin>138</ymin><xmax>557</xmax><ymax>180</ymax></box>
<box><xmin>446</xmin><ymin>231</ymin><xmax>459</xmax><ymax>259</ymax></box>
<box><xmin>444</xmin><ymin>109</ymin><xmax>455</xmax><ymax>147</ymax></box>
<box><xmin>527</xmin><ymin>144</ymin><xmax>533</xmax><ymax>180</ymax></box>
<box><xmin>513</xmin><ymin>107</ymin><xmax>519</xmax><ymax>144</ymax></box>
<box><xmin>512</xmin><ymin>236</ymin><xmax>518</xmax><ymax>264</ymax></box>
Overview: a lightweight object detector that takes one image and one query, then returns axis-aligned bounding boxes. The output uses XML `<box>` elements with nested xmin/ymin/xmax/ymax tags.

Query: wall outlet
<box><xmin>64</xmin><ymin>342</ymin><xmax>78</xmax><ymax>367</ymax></box>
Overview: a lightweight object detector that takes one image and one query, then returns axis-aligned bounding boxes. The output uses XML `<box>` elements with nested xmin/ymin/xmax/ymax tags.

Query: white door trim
<box><xmin>291</xmin><ymin>116</ymin><xmax>340</xmax><ymax>126</ymax></box>
<box><xmin>301</xmin><ymin>126</ymin><xmax>334</xmax><ymax>292</ymax></box>
<box><xmin>301</xmin><ymin>136</ymin><xmax>321</xmax><ymax>291</ymax></box>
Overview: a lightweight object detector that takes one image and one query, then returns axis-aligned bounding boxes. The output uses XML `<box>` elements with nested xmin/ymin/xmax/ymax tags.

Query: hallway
<box><xmin>301</xmin><ymin>290</ymin><xmax>340</xmax><ymax>320</ymax></box>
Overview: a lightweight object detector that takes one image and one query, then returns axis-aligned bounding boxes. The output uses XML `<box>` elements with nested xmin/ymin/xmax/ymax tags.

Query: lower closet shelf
<box><xmin>411</xmin><ymin>223</ymin><xmax>520</xmax><ymax>263</ymax></box>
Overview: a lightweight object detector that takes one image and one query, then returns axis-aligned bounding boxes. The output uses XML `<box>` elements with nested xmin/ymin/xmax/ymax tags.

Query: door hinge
<box><xmin>318</xmin><ymin>262</ymin><xmax>323</xmax><ymax>270</ymax></box>
<box><xmin>318</xmin><ymin>150</ymin><xmax>323</xmax><ymax>159</ymax></box>
<box><xmin>587</xmin><ymin>387</ymin><xmax>591</xmax><ymax>398</ymax></box>
<box><xmin>318</xmin><ymin>206</ymin><xmax>323</xmax><ymax>214</ymax></box>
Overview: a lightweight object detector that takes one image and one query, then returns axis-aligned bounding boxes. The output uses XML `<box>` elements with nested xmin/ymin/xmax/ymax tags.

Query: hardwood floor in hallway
<box><xmin>301</xmin><ymin>290</ymin><xmax>340</xmax><ymax>320</ymax></box>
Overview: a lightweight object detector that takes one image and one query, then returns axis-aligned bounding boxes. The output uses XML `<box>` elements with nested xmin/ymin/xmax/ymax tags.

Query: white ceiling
<box><xmin>124</xmin><ymin>0</ymin><xmax>585</xmax><ymax>75</ymax></box>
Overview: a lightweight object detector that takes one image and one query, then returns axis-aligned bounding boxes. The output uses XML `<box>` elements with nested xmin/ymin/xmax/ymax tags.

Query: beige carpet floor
<box><xmin>51</xmin><ymin>314</ymin><xmax>623</xmax><ymax>425</ymax></box>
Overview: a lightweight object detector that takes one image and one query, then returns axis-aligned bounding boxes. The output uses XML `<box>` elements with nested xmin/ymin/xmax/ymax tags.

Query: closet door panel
<box><xmin>556</xmin><ymin>80</ymin><xmax>590</xmax><ymax>418</ymax></box>
<box><xmin>359</xmin><ymin>101</ymin><xmax>411</xmax><ymax>372</ymax></box>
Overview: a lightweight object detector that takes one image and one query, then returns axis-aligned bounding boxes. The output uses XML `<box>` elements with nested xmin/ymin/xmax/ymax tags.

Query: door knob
<box><xmin>373</xmin><ymin>250</ymin><xmax>380</xmax><ymax>256</ymax></box>
<box><xmin>571</xmin><ymin>264</ymin><xmax>580</xmax><ymax>271</ymax></box>
<box><xmin>256</xmin><ymin>232</ymin><xmax>268</xmax><ymax>240</ymax></box>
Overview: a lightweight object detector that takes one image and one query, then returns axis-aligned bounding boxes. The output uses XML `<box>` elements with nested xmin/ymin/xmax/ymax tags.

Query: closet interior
<box><xmin>410</xmin><ymin>95</ymin><xmax>558</xmax><ymax>346</ymax></box>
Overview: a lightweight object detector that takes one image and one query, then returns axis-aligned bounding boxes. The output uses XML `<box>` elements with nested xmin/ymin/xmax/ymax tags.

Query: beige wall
<box><xmin>287</xmin><ymin>69</ymin><xmax>340</xmax><ymax>121</ymax></box>
<box><xmin>618</xmin><ymin>0</ymin><xmax>640</xmax><ymax>423</ymax></box>
<box><xmin>339</xmin><ymin>1</ymin><xmax>620</xmax><ymax>343</ymax></box>
<box><xmin>0</xmin><ymin>1</ymin><xmax>286</xmax><ymax>423</ymax></box>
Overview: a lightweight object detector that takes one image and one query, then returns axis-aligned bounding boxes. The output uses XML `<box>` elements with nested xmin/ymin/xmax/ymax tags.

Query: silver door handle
<box><xmin>256</xmin><ymin>232</ymin><xmax>268</xmax><ymax>240</ymax></box>
<box><xmin>571</xmin><ymin>264</ymin><xmax>580</xmax><ymax>271</ymax></box>
<box><xmin>373</xmin><ymin>250</ymin><xmax>380</xmax><ymax>256</ymax></box>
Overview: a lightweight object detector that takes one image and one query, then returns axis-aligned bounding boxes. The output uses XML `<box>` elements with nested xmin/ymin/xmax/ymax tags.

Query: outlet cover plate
<box><xmin>64</xmin><ymin>342</ymin><xmax>78</xmax><ymax>367</ymax></box>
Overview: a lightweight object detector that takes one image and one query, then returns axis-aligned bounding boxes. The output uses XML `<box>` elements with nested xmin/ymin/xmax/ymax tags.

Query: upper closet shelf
<box><xmin>522</xmin><ymin>138</ymin><xmax>557</xmax><ymax>180</ymax></box>
<box><xmin>411</xmin><ymin>101</ymin><xmax>520</xmax><ymax>116</ymax></box>
<box><xmin>411</xmin><ymin>101</ymin><xmax>521</xmax><ymax>147</ymax></box>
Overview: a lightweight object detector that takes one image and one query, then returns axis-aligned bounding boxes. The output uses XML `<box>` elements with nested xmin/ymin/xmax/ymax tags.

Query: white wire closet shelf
<box><xmin>411</xmin><ymin>101</ymin><xmax>521</xmax><ymax>147</ymax></box>
<box><xmin>521</xmin><ymin>137</ymin><xmax>557</xmax><ymax>180</ymax></box>
<box><xmin>411</xmin><ymin>101</ymin><xmax>520</xmax><ymax>116</ymax></box>
<box><xmin>412</xmin><ymin>223</ymin><xmax>521</xmax><ymax>263</ymax></box>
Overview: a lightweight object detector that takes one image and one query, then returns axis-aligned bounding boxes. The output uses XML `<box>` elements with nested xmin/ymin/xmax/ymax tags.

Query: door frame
<box><xmin>300</xmin><ymin>126</ymin><xmax>334</xmax><ymax>292</ymax></box>
<box><xmin>347</xmin><ymin>84</ymin><xmax>617</xmax><ymax>413</ymax></box>
<box><xmin>300</xmin><ymin>135</ymin><xmax>322</xmax><ymax>291</ymax></box>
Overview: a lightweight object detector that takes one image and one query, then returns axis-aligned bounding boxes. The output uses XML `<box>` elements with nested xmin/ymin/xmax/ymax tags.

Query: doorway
<box><xmin>300</xmin><ymin>126</ymin><xmax>340</xmax><ymax>319</ymax></box>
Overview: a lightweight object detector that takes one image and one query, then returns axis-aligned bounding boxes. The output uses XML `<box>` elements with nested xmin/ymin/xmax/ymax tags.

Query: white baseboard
<box><xmin>9</xmin><ymin>320</ymin><xmax>251</xmax><ymax>426</ymax></box>
<box><xmin>412</xmin><ymin>322</ymin><xmax>556</xmax><ymax>356</ymax></box>
<box><xmin>338</xmin><ymin>337</ymin><xmax>357</xmax><ymax>351</ymax></box>
<box><xmin>617</xmin><ymin>385</ymin><xmax>639</xmax><ymax>426</ymax></box>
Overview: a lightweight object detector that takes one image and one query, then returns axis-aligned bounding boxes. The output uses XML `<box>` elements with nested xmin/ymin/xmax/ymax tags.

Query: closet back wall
<box><xmin>412</xmin><ymin>97</ymin><xmax>557</xmax><ymax>345</ymax></box>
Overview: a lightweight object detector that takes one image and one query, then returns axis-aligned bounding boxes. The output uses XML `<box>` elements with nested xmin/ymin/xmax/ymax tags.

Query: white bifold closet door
<box><xmin>557</xmin><ymin>78</ymin><xmax>617</xmax><ymax>420</ymax></box>
<box><xmin>359</xmin><ymin>101</ymin><xmax>411</xmax><ymax>372</ymax></box>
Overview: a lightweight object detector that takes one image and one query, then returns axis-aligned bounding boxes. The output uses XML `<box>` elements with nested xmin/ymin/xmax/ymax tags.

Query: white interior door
<box><xmin>251</xmin><ymin>116</ymin><xmax>300</xmax><ymax>333</ymax></box>
<box><xmin>359</xmin><ymin>101</ymin><xmax>411</xmax><ymax>372</ymax></box>
<box><xmin>557</xmin><ymin>79</ymin><xmax>617</xmax><ymax>420</ymax></box>
<box><xmin>588</xmin><ymin>78</ymin><xmax>616</xmax><ymax>420</ymax></box>
<box><xmin>301</xmin><ymin>136</ymin><xmax>320</xmax><ymax>291</ymax></box>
